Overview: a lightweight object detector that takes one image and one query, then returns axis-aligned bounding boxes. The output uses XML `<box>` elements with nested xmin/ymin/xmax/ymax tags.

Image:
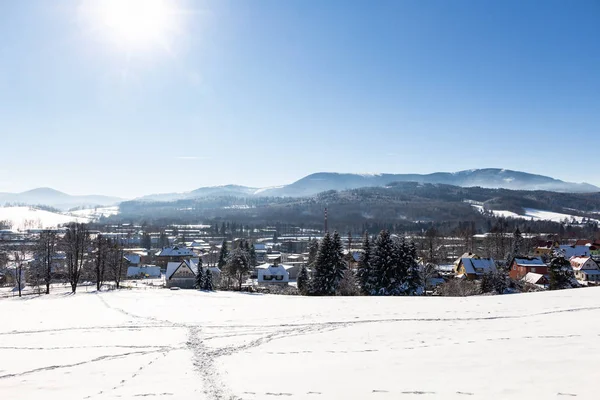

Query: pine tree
<box><xmin>404</xmin><ymin>240</ymin><xmax>422</xmax><ymax>295</ymax></box>
<box><xmin>297</xmin><ymin>265</ymin><xmax>310</xmax><ymax>295</ymax></box>
<box><xmin>195</xmin><ymin>259</ymin><xmax>204</xmax><ymax>289</ymax></box>
<box><xmin>356</xmin><ymin>232</ymin><xmax>373</xmax><ymax>294</ymax></box>
<box><xmin>548</xmin><ymin>253</ymin><xmax>576</xmax><ymax>290</ymax></box>
<box><xmin>307</xmin><ymin>239</ymin><xmax>319</xmax><ymax>270</ymax></box>
<box><xmin>141</xmin><ymin>233</ymin><xmax>152</xmax><ymax>250</ymax></box>
<box><xmin>204</xmin><ymin>269</ymin><xmax>213</xmax><ymax>291</ymax></box>
<box><xmin>370</xmin><ymin>230</ymin><xmax>399</xmax><ymax>295</ymax></box>
<box><xmin>331</xmin><ymin>231</ymin><xmax>347</xmax><ymax>283</ymax></box>
<box><xmin>249</xmin><ymin>244</ymin><xmax>257</xmax><ymax>267</ymax></box>
<box><xmin>506</xmin><ymin>228</ymin><xmax>524</xmax><ymax>266</ymax></box>
<box><xmin>311</xmin><ymin>231</ymin><xmax>347</xmax><ymax>295</ymax></box>
<box><xmin>217</xmin><ymin>240</ymin><xmax>228</xmax><ymax>268</ymax></box>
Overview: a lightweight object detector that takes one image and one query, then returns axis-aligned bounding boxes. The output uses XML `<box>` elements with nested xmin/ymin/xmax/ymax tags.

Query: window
<box><xmin>263</xmin><ymin>275</ymin><xmax>273</xmax><ymax>281</ymax></box>
<box><xmin>275</xmin><ymin>275</ymin><xmax>283</xmax><ymax>280</ymax></box>
<box><xmin>531</xmin><ymin>268</ymin><xmax>536</xmax><ymax>273</ymax></box>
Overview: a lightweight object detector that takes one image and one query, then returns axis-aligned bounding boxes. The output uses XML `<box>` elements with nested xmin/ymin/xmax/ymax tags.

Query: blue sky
<box><xmin>0</xmin><ymin>0</ymin><xmax>598</xmax><ymax>198</ymax></box>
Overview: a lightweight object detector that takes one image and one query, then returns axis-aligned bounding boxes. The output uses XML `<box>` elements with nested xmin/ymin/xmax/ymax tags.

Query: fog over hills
<box><xmin>1</xmin><ymin>169</ymin><xmax>597</xmax><ymax>209</ymax></box>
<box><xmin>136</xmin><ymin>168</ymin><xmax>600</xmax><ymax>201</ymax></box>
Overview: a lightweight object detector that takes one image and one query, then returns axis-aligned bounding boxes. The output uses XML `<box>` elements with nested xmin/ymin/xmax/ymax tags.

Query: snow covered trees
<box><xmin>307</xmin><ymin>238</ymin><xmax>319</xmax><ymax>271</ymax></box>
<box><xmin>363</xmin><ymin>230</ymin><xmax>422</xmax><ymax>295</ymax></box>
<box><xmin>549</xmin><ymin>253</ymin><xmax>576</xmax><ymax>290</ymax></box>
<box><xmin>225</xmin><ymin>247</ymin><xmax>251</xmax><ymax>290</ymax></box>
<box><xmin>195</xmin><ymin>259</ymin><xmax>204</xmax><ymax>289</ymax></box>
<box><xmin>356</xmin><ymin>232</ymin><xmax>373</xmax><ymax>294</ymax></box>
<box><xmin>217</xmin><ymin>240</ymin><xmax>228</xmax><ymax>269</ymax></box>
<box><xmin>311</xmin><ymin>232</ymin><xmax>347</xmax><ymax>296</ymax></box>
<box><xmin>204</xmin><ymin>269</ymin><xmax>214</xmax><ymax>291</ymax></box>
<box><xmin>297</xmin><ymin>265</ymin><xmax>309</xmax><ymax>295</ymax></box>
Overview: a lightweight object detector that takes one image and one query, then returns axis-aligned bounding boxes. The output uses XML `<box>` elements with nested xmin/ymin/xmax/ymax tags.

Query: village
<box><xmin>1</xmin><ymin>219</ymin><xmax>599</xmax><ymax>296</ymax></box>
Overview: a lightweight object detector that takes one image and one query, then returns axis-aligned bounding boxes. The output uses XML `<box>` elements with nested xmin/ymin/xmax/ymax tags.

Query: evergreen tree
<box><xmin>195</xmin><ymin>259</ymin><xmax>204</xmax><ymax>289</ymax></box>
<box><xmin>404</xmin><ymin>240</ymin><xmax>422</xmax><ymax>295</ymax></box>
<box><xmin>141</xmin><ymin>233</ymin><xmax>152</xmax><ymax>250</ymax></box>
<box><xmin>297</xmin><ymin>265</ymin><xmax>310</xmax><ymax>295</ymax></box>
<box><xmin>217</xmin><ymin>240</ymin><xmax>229</xmax><ymax>268</ymax></box>
<box><xmin>307</xmin><ymin>239</ymin><xmax>319</xmax><ymax>269</ymax></box>
<box><xmin>356</xmin><ymin>232</ymin><xmax>373</xmax><ymax>294</ymax></box>
<box><xmin>158</xmin><ymin>232</ymin><xmax>170</xmax><ymax>248</ymax></box>
<box><xmin>311</xmin><ymin>231</ymin><xmax>347</xmax><ymax>295</ymax></box>
<box><xmin>203</xmin><ymin>269</ymin><xmax>213</xmax><ymax>291</ymax></box>
<box><xmin>370</xmin><ymin>230</ymin><xmax>400</xmax><ymax>295</ymax></box>
<box><xmin>548</xmin><ymin>253</ymin><xmax>576</xmax><ymax>290</ymax></box>
<box><xmin>249</xmin><ymin>244</ymin><xmax>257</xmax><ymax>267</ymax></box>
<box><xmin>480</xmin><ymin>271</ymin><xmax>495</xmax><ymax>293</ymax></box>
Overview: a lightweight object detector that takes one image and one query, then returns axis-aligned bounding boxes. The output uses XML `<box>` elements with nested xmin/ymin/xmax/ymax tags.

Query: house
<box><xmin>256</xmin><ymin>263</ymin><xmax>289</xmax><ymax>285</ymax></box>
<box><xmin>569</xmin><ymin>256</ymin><xmax>600</xmax><ymax>282</ymax></box>
<box><xmin>165</xmin><ymin>259</ymin><xmax>221</xmax><ymax>288</ymax></box>
<box><xmin>509</xmin><ymin>257</ymin><xmax>548</xmax><ymax>280</ymax></box>
<box><xmin>127</xmin><ymin>265</ymin><xmax>161</xmax><ymax>278</ymax></box>
<box><xmin>454</xmin><ymin>255</ymin><xmax>497</xmax><ymax>279</ymax></box>
<box><xmin>522</xmin><ymin>272</ymin><xmax>549</xmax><ymax>286</ymax></box>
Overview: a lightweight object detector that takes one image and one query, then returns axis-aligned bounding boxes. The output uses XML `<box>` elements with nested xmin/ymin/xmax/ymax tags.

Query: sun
<box><xmin>78</xmin><ymin>0</ymin><xmax>184</xmax><ymax>54</ymax></box>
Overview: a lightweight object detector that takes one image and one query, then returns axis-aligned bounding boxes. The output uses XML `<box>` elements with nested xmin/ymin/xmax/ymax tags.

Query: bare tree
<box><xmin>107</xmin><ymin>240</ymin><xmax>125</xmax><ymax>289</ymax></box>
<box><xmin>12</xmin><ymin>246</ymin><xmax>27</xmax><ymax>297</ymax></box>
<box><xmin>64</xmin><ymin>223</ymin><xmax>91</xmax><ymax>293</ymax></box>
<box><xmin>37</xmin><ymin>230</ymin><xmax>57</xmax><ymax>294</ymax></box>
<box><xmin>93</xmin><ymin>235</ymin><xmax>109</xmax><ymax>291</ymax></box>
<box><xmin>421</xmin><ymin>263</ymin><xmax>439</xmax><ymax>296</ymax></box>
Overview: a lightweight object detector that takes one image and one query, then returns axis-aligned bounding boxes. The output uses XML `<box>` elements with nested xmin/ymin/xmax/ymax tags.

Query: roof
<box><xmin>460</xmin><ymin>257</ymin><xmax>496</xmax><ymax>275</ymax></box>
<box><xmin>513</xmin><ymin>257</ymin><xmax>546</xmax><ymax>267</ymax></box>
<box><xmin>522</xmin><ymin>272</ymin><xmax>546</xmax><ymax>284</ymax></box>
<box><xmin>570</xmin><ymin>256</ymin><xmax>597</xmax><ymax>270</ymax></box>
<box><xmin>559</xmin><ymin>245</ymin><xmax>590</xmax><ymax>258</ymax></box>
<box><xmin>156</xmin><ymin>247</ymin><xmax>196</xmax><ymax>257</ymax></box>
<box><xmin>257</xmin><ymin>264</ymin><xmax>289</xmax><ymax>277</ymax></box>
<box><xmin>581</xmin><ymin>269</ymin><xmax>600</xmax><ymax>275</ymax></box>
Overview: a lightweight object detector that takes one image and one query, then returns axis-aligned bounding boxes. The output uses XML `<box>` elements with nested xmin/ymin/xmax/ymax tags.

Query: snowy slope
<box><xmin>67</xmin><ymin>206</ymin><xmax>120</xmax><ymax>220</ymax></box>
<box><xmin>0</xmin><ymin>206</ymin><xmax>89</xmax><ymax>229</ymax></box>
<box><xmin>2</xmin><ymin>288</ymin><xmax>600</xmax><ymax>399</ymax></box>
<box><xmin>471</xmin><ymin>204</ymin><xmax>598</xmax><ymax>223</ymax></box>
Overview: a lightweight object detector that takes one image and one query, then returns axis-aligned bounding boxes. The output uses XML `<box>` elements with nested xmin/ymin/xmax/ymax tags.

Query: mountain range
<box><xmin>138</xmin><ymin>168</ymin><xmax>599</xmax><ymax>201</ymax></box>
<box><xmin>1</xmin><ymin>169</ymin><xmax>598</xmax><ymax>209</ymax></box>
<box><xmin>0</xmin><ymin>188</ymin><xmax>122</xmax><ymax>211</ymax></box>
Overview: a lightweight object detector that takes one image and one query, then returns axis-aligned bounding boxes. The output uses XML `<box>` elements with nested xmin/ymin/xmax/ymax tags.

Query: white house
<box><xmin>256</xmin><ymin>263</ymin><xmax>289</xmax><ymax>285</ymax></box>
<box><xmin>165</xmin><ymin>259</ymin><xmax>221</xmax><ymax>289</ymax></box>
<box><xmin>569</xmin><ymin>256</ymin><xmax>600</xmax><ymax>282</ymax></box>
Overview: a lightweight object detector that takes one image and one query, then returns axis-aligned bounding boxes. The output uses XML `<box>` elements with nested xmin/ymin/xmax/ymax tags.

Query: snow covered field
<box><xmin>2</xmin><ymin>288</ymin><xmax>600</xmax><ymax>399</ymax></box>
<box><xmin>0</xmin><ymin>206</ymin><xmax>119</xmax><ymax>229</ymax></box>
<box><xmin>471</xmin><ymin>204</ymin><xmax>599</xmax><ymax>224</ymax></box>
<box><xmin>0</xmin><ymin>206</ymin><xmax>89</xmax><ymax>229</ymax></box>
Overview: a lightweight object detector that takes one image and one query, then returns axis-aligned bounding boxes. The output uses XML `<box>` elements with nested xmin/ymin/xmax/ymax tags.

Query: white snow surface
<box><xmin>471</xmin><ymin>205</ymin><xmax>599</xmax><ymax>223</ymax></box>
<box><xmin>68</xmin><ymin>206</ymin><xmax>120</xmax><ymax>219</ymax></box>
<box><xmin>2</xmin><ymin>288</ymin><xmax>600</xmax><ymax>399</ymax></box>
<box><xmin>0</xmin><ymin>206</ymin><xmax>89</xmax><ymax>229</ymax></box>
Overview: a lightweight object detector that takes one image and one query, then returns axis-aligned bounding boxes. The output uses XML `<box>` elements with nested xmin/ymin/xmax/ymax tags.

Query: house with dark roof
<box><xmin>509</xmin><ymin>256</ymin><xmax>547</xmax><ymax>280</ymax></box>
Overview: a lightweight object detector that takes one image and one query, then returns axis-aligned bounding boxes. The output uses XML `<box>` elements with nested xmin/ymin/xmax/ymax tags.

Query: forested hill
<box><xmin>114</xmin><ymin>183</ymin><xmax>600</xmax><ymax>232</ymax></box>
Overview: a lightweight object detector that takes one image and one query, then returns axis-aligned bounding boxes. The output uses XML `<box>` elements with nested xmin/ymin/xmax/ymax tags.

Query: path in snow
<box><xmin>2</xmin><ymin>288</ymin><xmax>600</xmax><ymax>399</ymax></box>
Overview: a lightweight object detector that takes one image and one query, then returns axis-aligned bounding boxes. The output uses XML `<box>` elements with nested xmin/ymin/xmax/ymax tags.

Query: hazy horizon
<box><xmin>1</xmin><ymin>0</ymin><xmax>598</xmax><ymax>198</ymax></box>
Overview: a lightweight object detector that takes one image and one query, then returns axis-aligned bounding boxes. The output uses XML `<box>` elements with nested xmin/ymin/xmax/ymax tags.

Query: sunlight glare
<box><xmin>79</xmin><ymin>0</ymin><xmax>184</xmax><ymax>53</ymax></box>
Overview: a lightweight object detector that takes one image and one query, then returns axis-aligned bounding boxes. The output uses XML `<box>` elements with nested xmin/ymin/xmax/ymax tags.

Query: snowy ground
<box><xmin>2</xmin><ymin>288</ymin><xmax>600</xmax><ymax>399</ymax></box>
<box><xmin>471</xmin><ymin>204</ymin><xmax>599</xmax><ymax>224</ymax></box>
<box><xmin>0</xmin><ymin>205</ymin><xmax>119</xmax><ymax>230</ymax></box>
<box><xmin>0</xmin><ymin>206</ymin><xmax>89</xmax><ymax>229</ymax></box>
